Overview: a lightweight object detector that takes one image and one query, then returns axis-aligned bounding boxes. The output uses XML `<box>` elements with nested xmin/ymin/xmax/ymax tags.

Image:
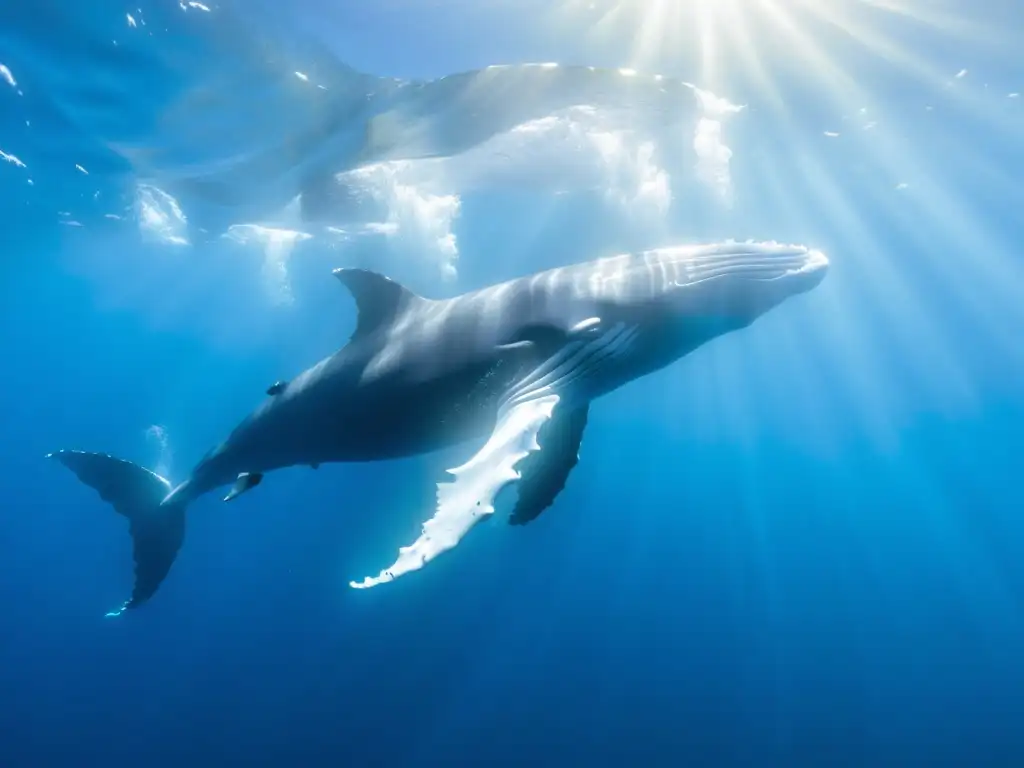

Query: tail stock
<box><xmin>47</xmin><ymin>450</ymin><xmax>187</xmax><ymax>617</ymax></box>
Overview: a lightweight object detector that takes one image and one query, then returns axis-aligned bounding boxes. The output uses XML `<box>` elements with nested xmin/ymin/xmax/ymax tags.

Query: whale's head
<box><xmin>643</xmin><ymin>241</ymin><xmax>829</xmax><ymax>345</ymax></box>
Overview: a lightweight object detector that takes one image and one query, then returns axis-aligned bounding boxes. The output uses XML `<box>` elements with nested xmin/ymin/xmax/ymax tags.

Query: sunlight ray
<box><xmin>633</xmin><ymin>0</ymin><xmax>671</xmax><ymax>73</ymax></box>
<box><xmin>722</xmin><ymin>0</ymin><xmax>786</xmax><ymax>112</ymax></box>
<box><xmin>694</xmin><ymin>0</ymin><xmax>720</xmax><ymax>89</ymax></box>
<box><xmin>745</xmin><ymin>147</ymin><xmax>899</xmax><ymax>448</ymax></box>
<box><xmin>868</xmin><ymin>173</ymin><xmax>1024</xmax><ymax>369</ymax></box>
<box><xmin>553</xmin><ymin>0</ymin><xmax>1017</xmax><ymax>137</ymax></box>
<box><xmin>793</xmin><ymin>0</ymin><xmax>1024</xmax><ymax>144</ymax></box>
<box><xmin>804</xmin><ymin>146</ymin><xmax>976</xmax><ymax>399</ymax></box>
<box><xmin>757</xmin><ymin>0</ymin><xmax>867</xmax><ymax>106</ymax></box>
<box><xmin>855</xmin><ymin>0</ymin><xmax>1016</xmax><ymax>49</ymax></box>
<box><xmin>795</xmin><ymin>0</ymin><xmax>957</xmax><ymax>83</ymax></box>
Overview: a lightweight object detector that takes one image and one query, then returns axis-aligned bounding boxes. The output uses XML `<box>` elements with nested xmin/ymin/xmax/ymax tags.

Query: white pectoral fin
<box><xmin>349</xmin><ymin>394</ymin><xmax>562</xmax><ymax>590</ymax></box>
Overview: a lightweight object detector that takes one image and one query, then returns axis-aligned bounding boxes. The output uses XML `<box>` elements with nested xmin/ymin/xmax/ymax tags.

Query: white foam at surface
<box><xmin>301</xmin><ymin>83</ymin><xmax>745</xmax><ymax>281</ymax></box>
<box><xmin>341</xmin><ymin>162</ymin><xmax>462</xmax><ymax>280</ymax></box>
<box><xmin>590</xmin><ymin>134</ymin><xmax>671</xmax><ymax>218</ymax></box>
<box><xmin>0</xmin><ymin>64</ymin><xmax>16</xmax><ymax>88</ymax></box>
<box><xmin>224</xmin><ymin>224</ymin><xmax>312</xmax><ymax>305</ymax></box>
<box><xmin>324</xmin><ymin>101</ymin><xmax>689</xmax><ymax>264</ymax></box>
<box><xmin>693</xmin><ymin>87</ymin><xmax>745</xmax><ymax>120</ymax></box>
<box><xmin>323</xmin><ymin>80</ymin><xmax>742</xmax><ymax>255</ymax></box>
<box><xmin>136</xmin><ymin>184</ymin><xmax>189</xmax><ymax>246</ymax></box>
<box><xmin>694</xmin><ymin>118</ymin><xmax>734</xmax><ymax>205</ymax></box>
<box><xmin>691</xmin><ymin>87</ymin><xmax>744</xmax><ymax>207</ymax></box>
<box><xmin>121</xmin><ymin>71</ymin><xmax>745</xmax><ymax>302</ymax></box>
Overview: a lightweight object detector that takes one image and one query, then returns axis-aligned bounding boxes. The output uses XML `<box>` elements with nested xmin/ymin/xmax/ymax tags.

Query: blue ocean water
<box><xmin>2</xmin><ymin>1</ymin><xmax>1024</xmax><ymax>765</ymax></box>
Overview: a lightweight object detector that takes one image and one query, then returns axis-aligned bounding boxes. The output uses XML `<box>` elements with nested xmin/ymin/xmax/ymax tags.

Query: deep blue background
<box><xmin>2</xmin><ymin>1</ymin><xmax>1024</xmax><ymax>766</ymax></box>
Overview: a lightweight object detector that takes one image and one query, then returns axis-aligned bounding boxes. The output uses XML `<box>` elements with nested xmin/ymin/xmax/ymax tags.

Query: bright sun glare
<box><xmin>554</xmin><ymin>0</ymin><xmax>1013</xmax><ymax>101</ymax></box>
<box><xmin>536</xmin><ymin>0</ymin><xmax>1024</xmax><ymax>455</ymax></box>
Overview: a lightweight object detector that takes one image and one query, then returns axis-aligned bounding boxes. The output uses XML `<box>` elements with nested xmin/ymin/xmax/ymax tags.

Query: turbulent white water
<box><xmin>131</xmin><ymin>64</ymin><xmax>744</xmax><ymax>297</ymax></box>
<box><xmin>1</xmin><ymin>1</ymin><xmax>745</xmax><ymax>304</ymax></box>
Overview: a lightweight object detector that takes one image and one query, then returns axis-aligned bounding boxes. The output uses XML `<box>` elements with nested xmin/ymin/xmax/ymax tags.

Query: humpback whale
<box><xmin>50</xmin><ymin>240</ymin><xmax>828</xmax><ymax>614</ymax></box>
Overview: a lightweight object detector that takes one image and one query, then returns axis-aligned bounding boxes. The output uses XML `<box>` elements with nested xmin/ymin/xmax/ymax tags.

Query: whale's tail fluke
<box><xmin>47</xmin><ymin>450</ymin><xmax>186</xmax><ymax>617</ymax></box>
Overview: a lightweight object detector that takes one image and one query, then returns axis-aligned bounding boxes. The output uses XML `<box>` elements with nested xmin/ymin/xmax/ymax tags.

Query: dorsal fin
<box><xmin>332</xmin><ymin>268</ymin><xmax>423</xmax><ymax>340</ymax></box>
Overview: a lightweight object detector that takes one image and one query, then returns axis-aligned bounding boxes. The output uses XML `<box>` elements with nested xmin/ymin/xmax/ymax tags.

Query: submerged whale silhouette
<box><xmin>126</xmin><ymin>61</ymin><xmax>731</xmax><ymax>237</ymax></box>
<box><xmin>50</xmin><ymin>240</ymin><xmax>828</xmax><ymax>615</ymax></box>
